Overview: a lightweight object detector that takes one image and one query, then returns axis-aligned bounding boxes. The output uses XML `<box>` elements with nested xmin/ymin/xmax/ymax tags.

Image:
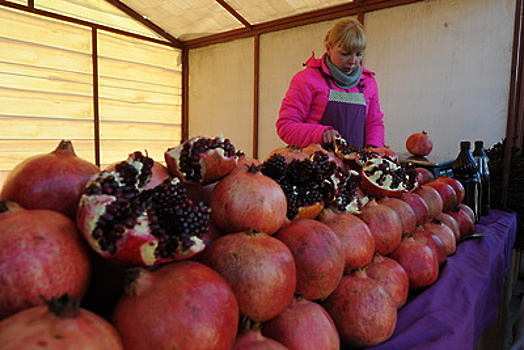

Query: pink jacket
<box><xmin>276</xmin><ymin>53</ymin><xmax>385</xmax><ymax>148</ymax></box>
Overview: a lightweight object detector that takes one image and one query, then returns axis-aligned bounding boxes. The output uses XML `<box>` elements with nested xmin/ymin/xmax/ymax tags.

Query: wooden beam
<box><xmin>216</xmin><ymin>0</ymin><xmax>252</xmax><ymax>29</ymax></box>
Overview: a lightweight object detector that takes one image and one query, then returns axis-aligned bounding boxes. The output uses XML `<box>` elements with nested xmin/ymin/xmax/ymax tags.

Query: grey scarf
<box><xmin>325</xmin><ymin>56</ymin><xmax>362</xmax><ymax>89</ymax></box>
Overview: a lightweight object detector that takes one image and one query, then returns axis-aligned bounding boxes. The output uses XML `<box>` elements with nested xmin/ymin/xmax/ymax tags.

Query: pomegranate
<box><xmin>105</xmin><ymin>160</ymin><xmax>170</xmax><ymax>190</ymax></box>
<box><xmin>360</xmin><ymin>157</ymin><xmax>418</xmax><ymax>198</ymax></box>
<box><xmin>423</xmin><ymin>218</ymin><xmax>457</xmax><ymax>256</ymax></box>
<box><xmin>275</xmin><ymin>219</ymin><xmax>345</xmax><ymax>300</ymax></box>
<box><xmin>318</xmin><ymin>208</ymin><xmax>375</xmax><ymax>272</ymax></box>
<box><xmin>437</xmin><ymin>176</ymin><xmax>466</xmax><ymax>205</ymax></box>
<box><xmin>0</xmin><ymin>201</ymin><xmax>91</xmax><ymax>320</ymax></box>
<box><xmin>0</xmin><ymin>294</ymin><xmax>123</xmax><ymax>349</ymax></box>
<box><xmin>400</xmin><ymin>192</ymin><xmax>430</xmax><ymax>226</ymax></box>
<box><xmin>378</xmin><ymin>197</ymin><xmax>417</xmax><ymax>234</ymax></box>
<box><xmin>414</xmin><ymin>185</ymin><xmax>444</xmax><ymax>219</ymax></box>
<box><xmin>262</xmin><ymin>296</ymin><xmax>340</xmax><ymax>350</ymax></box>
<box><xmin>333</xmin><ymin>137</ymin><xmax>389</xmax><ymax>170</ymax></box>
<box><xmin>233</xmin><ymin>318</ymin><xmax>288</xmax><ymax>350</ymax></box>
<box><xmin>425</xmin><ymin>180</ymin><xmax>458</xmax><ymax>212</ymax></box>
<box><xmin>449</xmin><ymin>204</ymin><xmax>475</xmax><ymax>238</ymax></box>
<box><xmin>77</xmin><ymin>151</ymin><xmax>211</xmax><ymax>267</ymax></box>
<box><xmin>210</xmin><ymin>164</ymin><xmax>287</xmax><ymax>234</ymax></box>
<box><xmin>234</xmin><ymin>153</ymin><xmax>262</xmax><ymax>173</ymax></box>
<box><xmin>164</xmin><ymin>136</ymin><xmax>238</xmax><ymax>184</ymax></box>
<box><xmin>390</xmin><ymin>234</ymin><xmax>439</xmax><ymax>289</ymax></box>
<box><xmin>405</xmin><ymin>131</ymin><xmax>434</xmax><ymax>156</ymax></box>
<box><xmin>364</xmin><ymin>145</ymin><xmax>399</xmax><ymax>163</ymax></box>
<box><xmin>366</xmin><ymin>253</ymin><xmax>410</xmax><ymax>309</ymax></box>
<box><xmin>112</xmin><ymin>261</ymin><xmax>239</xmax><ymax>350</ymax></box>
<box><xmin>0</xmin><ymin>140</ymin><xmax>99</xmax><ymax>220</ymax></box>
<box><xmin>200</xmin><ymin>229</ymin><xmax>296</xmax><ymax>322</ymax></box>
<box><xmin>412</xmin><ymin>226</ymin><xmax>448</xmax><ymax>266</ymax></box>
<box><xmin>415</xmin><ymin>167</ymin><xmax>435</xmax><ymax>185</ymax></box>
<box><xmin>358</xmin><ymin>201</ymin><xmax>402</xmax><ymax>255</ymax></box>
<box><xmin>321</xmin><ymin>268</ymin><xmax>397</xmax><ymax>347</ymax></box>
<box><xmin>437</xmin><ymin>212</ymin><xmax>461</xmax><ymax>241</ymax></box>
<box><xmin>264</xmin><ymin>145</ymin><xmax>308</xmax><ymax>163</ymax></box>
<box><xmin>303</xmin><ymin>142</ymin><xmax>348</xmax><ymax>170</ymax></box>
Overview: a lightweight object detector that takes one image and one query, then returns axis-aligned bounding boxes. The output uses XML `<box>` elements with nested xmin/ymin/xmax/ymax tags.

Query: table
<box><xmin>368</xmin><ymin>209</ymin><xmax>518</xmax><ymax>350</ymax></box>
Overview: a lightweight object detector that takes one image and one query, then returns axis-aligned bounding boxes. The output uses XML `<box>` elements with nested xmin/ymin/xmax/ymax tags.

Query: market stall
<box><xmin>370</xmin><ymin>209</ymin><xmax>518</xmax><ymax>350</ymax></box>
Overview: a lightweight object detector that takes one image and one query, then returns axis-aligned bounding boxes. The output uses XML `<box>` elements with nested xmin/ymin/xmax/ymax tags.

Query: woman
<box><xmin>276</xmin><ymin>17</ymin><xmax>385</xmax><ymax>149</ymax></box>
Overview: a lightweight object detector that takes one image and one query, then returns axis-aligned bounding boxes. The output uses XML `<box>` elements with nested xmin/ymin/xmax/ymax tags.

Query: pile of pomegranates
<box><xmin>0</xmin><ymin>135</ymin><xmax>478</xmax><ymax>348</ymax></box>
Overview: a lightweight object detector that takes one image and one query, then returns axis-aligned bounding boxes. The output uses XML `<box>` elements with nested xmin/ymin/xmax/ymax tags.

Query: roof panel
<box><xmin>120</xmin><ymin>0</ymin><xmax>244</xmax><ymax>40</ymax></box>
<box><xmin>226</xmin><ymin>0</ymin><xmax>353</xmax><ymax>25</ymax></box>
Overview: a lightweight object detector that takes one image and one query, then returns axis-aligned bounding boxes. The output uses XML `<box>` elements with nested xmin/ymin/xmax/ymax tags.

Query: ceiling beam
<box><xmin>216</xmin><ymin>0</ymin><xmax>252</xmax><ymax>29</ymax></box>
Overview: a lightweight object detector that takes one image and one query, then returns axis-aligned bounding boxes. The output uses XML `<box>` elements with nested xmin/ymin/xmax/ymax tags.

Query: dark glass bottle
<box><xmin>472</xmin><ymin>140</ymin><xmax>490</xmax><ymax>216</ymax></box>
<box><xmin>452</xmin><ymin>141</ymin><xmax>481</xmax><ymax>222</ymax></box>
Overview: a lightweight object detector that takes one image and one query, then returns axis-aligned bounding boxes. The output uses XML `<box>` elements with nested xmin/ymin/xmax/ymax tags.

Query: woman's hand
<box><xmin>322</xmin><ymin>129</ymin><xmax>340</xmax><ymax>145</ymax></box>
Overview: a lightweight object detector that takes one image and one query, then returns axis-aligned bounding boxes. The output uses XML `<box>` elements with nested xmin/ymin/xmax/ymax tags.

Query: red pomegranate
<box><xmin>303</xmin><ymin>142</ymin><xmax>348</xmax><ymax>171</ymax></box>
<box><xmin>318</xmin><ymin>209</ymin><xmax>375</xmax><ymax>273</ymax></box>
<box><xmin>400</xmin><ymin>192</ymin><xmax>430</xmax><ymax>226</ymax></box>
<box><xmin>449</xmin><ymin>204</ymin><xmax>476</xmax><ymax>238</ymax></box>
<box><xmin>262</xmin><ymin>295</ymin><xmax>340</xmax><ymax>350</ymax></box>
<box><xmin>436</xmin><ymin>212</ymin><xmax>461</xmax><ymax>241</ymax></box>
<box><xmin>425</xmin><ymin>180</ymin><xmax>458</xmax><ymax>212</ymax></box>
<box><xmin>234</xmin><ymin>154</ymin><xmax>262</xmax><ymax>173</ymax></box>
<box><xmin>358</xmin><ymin>201</ymin><xmax>402</xmax><ymax>256</ymax></box>
<box><xmin>414</xmin><ymin>185</ymin><xmax>444</xmax><ymax>219</ymax></box>
<box><xmin>164</xmin><ymin>136</ymin><xmax>238</xmax><ymax>184</ymax></box>
<box><xmin>415</xmin><ymin>167</ymin><xmax>435</xmax><ymax>186</ymax></box>
<box><xmin>405</xmin><ymin>131</ymin><xmax>434</xmax><ymax>156</ymax></box>
<box><xmin>232</xmin><ymin>318</ymin><xmax>287</xmax><ymax>350</ymax></box>
<box><xmin>275</xmin><ymin>219</ymin><xmax>345</xmax><ymax>300</ymax></box>
<box><xmin>366</xmin><ymin>253</ymin><xmax>410</xmax><ymax>309</ymax></box>
<box><xmin>112</xmin><ymin>261</ymin><xmax>239</xmax><ymax>350</ymax></box>
<box><xmin>200</xmin><ymin>229</ymin><xmax>296</xmax><ymax>322</ymax></box>
<box><xmin>321</xmin><ymin>268</ymin><xmax>397</xmax><ymax>348</ymax></box>
<box><xmin>412</xmin><ymin>226</ymin><xmax>448</xmax><ymax>266</ymax></box>
<box><xmin>104</xmin><ymin>160</ymin><xmax>170</xmax><ymax>190</ymax></box>
<box><xmin>377</xmin><ymin>197</ymin><xmax>417</xmax><ymax>234</ymax></box>
<box><xmin>0</xmin><ymin>201</ymin><xmax>91</xmax><ymax>320</ymax></box>
<box><xmin>364</xmin><ymin>145</ymin><xmax>399</xmax><ymax>163</ymax></box>
<box><xmin>360</xmin><ymin>158</ymin><xmax>418</xmax><ymax>198</ymax></box>
<box><xmin>0</xmin><ymin>294</ymin><xmax>123</xmax><ymax>349</ymax></box>
<box><xmin>0</xmin><ymin>140</ymin><xmax>99</xmax><ymax>220</ymax></box>
<box><xmin>437</xmin><ymin>176</ymin><xmax>466</xmax><ymax>205</ymax></box>
<box><xmin>210</xmin><ymin>164</ymin><xmax>287</xmax><ymax>235</ymax></box>
<box><xmin>264</xmin><ymin>145</ymin><xmax>308</xmax><ymax>163</ymax></box>
<box><xmin>77</xmin><ymin>152</ymin><xmax>211</xmax><ymax>267</ymax></box>
<box><xmin>390</xmin><ymin>234</ymin><xmax>439</xmax><ymax>289</ymax></box>
<box><xmin>423</xmin><ymin>219</ymin><xmax>457</xmax><ymax>256</ymax></box>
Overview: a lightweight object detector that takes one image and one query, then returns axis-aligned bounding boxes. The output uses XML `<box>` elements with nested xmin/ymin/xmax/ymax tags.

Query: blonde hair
<box><xmin>324</xmin><ymin>18</ymin><xmax>366</xmax><ymax>52</ymax></box>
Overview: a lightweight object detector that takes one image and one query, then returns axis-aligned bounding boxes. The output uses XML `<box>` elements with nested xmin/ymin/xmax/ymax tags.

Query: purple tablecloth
<box><xmin>368</xmin><ymin>209</ymin><xmax>517</xmax><ymax>350</ymax></box>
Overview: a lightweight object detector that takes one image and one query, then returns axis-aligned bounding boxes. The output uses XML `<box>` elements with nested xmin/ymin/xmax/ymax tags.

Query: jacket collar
<box><xmin>304</xmin><ymin>52</ymin><xmax>375</xmax><ymax>77</ymax></box>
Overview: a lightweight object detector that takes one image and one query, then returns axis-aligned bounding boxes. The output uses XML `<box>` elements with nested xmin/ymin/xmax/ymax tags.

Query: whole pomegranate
<box><xmin>390</xmin><ymin>234</ymin><xmax>439</xmax><ymax>289</ymax></box>
<box><xmin>437</xmin><ymin>176</ymin><xmax>466</xmax><ymax>205</ymax></box>
<box><xmin>436</xmin><ymin>212</ymin><xmax>461</xmax><ymax>241</ymax></box>
<box><xmin>414</xmin><ymin>185</ymin><xmax>444</xmax><ymax>219</ymax></box>
<box><xmin>0</xmin><ymin>201</ymin><xmax>91</xmax><ymax>319</ymax></box>
<box><xmin>449</xmin><ymin>204</ymin><xmax>476</xmax><ymax>238</ymax></box>
<box><xmin>210</xmin><ymin>164</ymin><xmax>287</xmax><ymax>234</ymax></box>
<box><xmin>0</xmin><ymin>140</ymin><xmax>99</xmax><ymax>220</ymax></box>
<box><xmin>322</xmin><ymin>268</ymin><xmax>397</xmax><ymax>348</ymax></box>
<box><xmin>412</xmin><ymin>226</ymin><xmax>448</xmax><ymax>266</ymax></box>
<box><xmin>366</xmin><ymin>253</ymin><xmax>410</xmax><ymax>309</ymax></box>
<box><xmin>358</xmin><ymin>201</ymin><xmax>402</xmax><ymax>256</ymax></box>
<box><xmin>318</xmin><ymin>208</ymin><xmax>375</xmax><ymax>272</ymax></box>
<box><xmin>164</xmin><ymin>136</ymin><xmax>238</xmax><ymax>184</ymax></box>
<box><xmin>77</xmin><ymin>151</ymin><xmax>211</xmax><ymax>267</ymax></box>
<box><xmin>424</xmin><ymin>180</ymin><xmax>458</xmax><ymax>213</ymax></box>
<box><xmin>415</xmin><ymin>167</ymin><xmax>435</xmax><ymax>185</ymax></box>
<box><xmin>200</xmin><ymin>229</ymin><xmax>296</xmax><ymax>322</ymax></box>
<box><xmin>406</xmin><ymin>131</ymin><xmax>434</xmax><ymax>156</ymax></box>
<box><xmin>0</xmin><ymin>294</ymin><xmax>123</xmax><ymax>349</ymax></box>
<box><xmin>378</xmin><ymin>197</ymin><xmax>418</xmax><ymax>235</ymax></box>
<box><xmin>233</xmin><ymin>318</ymin><xmax>288</xmax><ymax>350</ymax></box>
<box><xmin>400</xmin><ymin>192</ymin><xmax>430</xmax><ymax>226</ymax></box>
<box><xmin>423</xmin><ymin>219</ymin><xmax>457</xmax><ymax>256</ymax></box>
<box><xmin>275</xmin><ymin>219</ymin><xmax>345</xmax><ymax>300</ymax></box>
<box><xmin>112</xmin><ymin>261</ymin><xmax>239</xmax><ymax>350</ymax></box>
<box><xmin>262</xmin><ymin>295</ymin><xmax>340</xmax><ymax>350</ymax></box>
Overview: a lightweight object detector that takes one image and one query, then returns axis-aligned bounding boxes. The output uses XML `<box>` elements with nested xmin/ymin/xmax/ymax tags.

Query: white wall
<box><xmin>188</xmin><ymin>0</ymin><xmax>515</xmax><ymax>160</ymax></box>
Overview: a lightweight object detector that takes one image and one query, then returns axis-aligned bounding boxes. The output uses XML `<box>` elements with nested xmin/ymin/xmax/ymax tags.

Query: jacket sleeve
<box><xmin>276</xmin><ymin>71</ymin><xmax>332</xmax><ymax>148</ymax></box>
<box><xmin>364</xmin><ymin>78</ymin><xmax>386</xmax><ymax>148</ymax></box>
